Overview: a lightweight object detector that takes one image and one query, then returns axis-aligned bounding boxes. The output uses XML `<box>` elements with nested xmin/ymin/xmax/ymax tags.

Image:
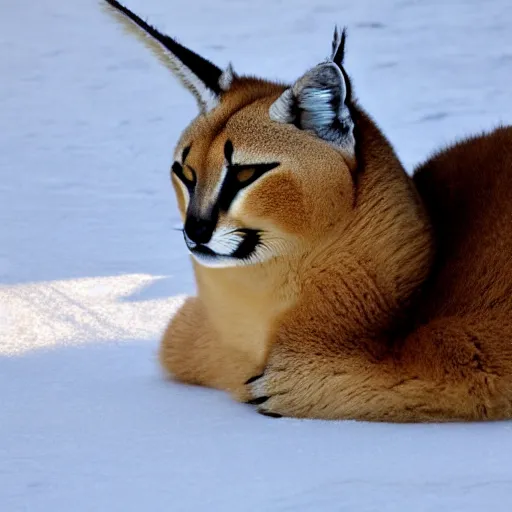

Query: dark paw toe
<box><xmin>245</xmin><ymin>374</ymin><xmax>264</xmax><ymax>385</ymax></box>
<box><xmin>246</xmin><ymin>396</ymin><xmax>269</xmax><ymax>405</ymax></box>
<box><xmin>258</xmin><ymin>410</ymin><xmax>282</xmax><ymax>418</ymax></box>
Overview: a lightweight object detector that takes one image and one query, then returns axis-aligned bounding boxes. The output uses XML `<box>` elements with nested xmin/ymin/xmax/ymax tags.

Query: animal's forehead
<box><xmin>176</xmin><ymin>103</ymin><xmax>286</xmax><ymax>174</ymax></box>
<box><xmin>173</xmin><ymin>93</ymin><xmax>349</xmax><ymax>184</ymax></box>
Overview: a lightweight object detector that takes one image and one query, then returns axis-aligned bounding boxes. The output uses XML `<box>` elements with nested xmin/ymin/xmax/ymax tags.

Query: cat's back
<box><xmin>413</xmin><ymin>126</ymin><xmax>512</xmax><ymax>319</ymax></box>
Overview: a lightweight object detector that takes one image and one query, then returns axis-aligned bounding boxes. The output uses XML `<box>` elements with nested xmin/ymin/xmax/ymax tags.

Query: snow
<box><xmin>1</xmin><ymin>0</ymin><xmax>512</xmax><ymax>510</ymax></box>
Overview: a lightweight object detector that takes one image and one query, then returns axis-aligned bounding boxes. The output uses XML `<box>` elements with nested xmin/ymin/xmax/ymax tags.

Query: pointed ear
<box><xmin>269</xmin><ymin>27</ymin><xmax>354</xmax><ymax>154</ymax></box>
<box><xmin>104</xmin><ymin>0</ymin><xmax>235</xmax><ymax>114</ymax></box>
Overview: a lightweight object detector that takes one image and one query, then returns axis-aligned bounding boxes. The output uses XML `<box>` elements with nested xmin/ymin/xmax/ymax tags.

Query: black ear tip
<box><xmin>331</xmin><ymin>25</ymin><xmax>348</xmax><ymax>67</ymax></box>
<box><xmin>341</xmin><ymin>26</ymin><xmax>348</xmax><ymax>42</ymax></box>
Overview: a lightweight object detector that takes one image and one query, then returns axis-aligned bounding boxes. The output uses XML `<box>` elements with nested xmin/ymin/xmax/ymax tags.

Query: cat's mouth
<box><xmin>184</xmin><ymin>229</ymin><xmax>261</xmax><ymax>267</ymax></box>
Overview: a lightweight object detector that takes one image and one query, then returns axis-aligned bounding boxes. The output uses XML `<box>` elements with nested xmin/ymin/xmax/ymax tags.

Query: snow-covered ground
<box><xmin>1</xmin><ymin>0</ymin><xmax>512</xmax><ymax>510</ymax></box>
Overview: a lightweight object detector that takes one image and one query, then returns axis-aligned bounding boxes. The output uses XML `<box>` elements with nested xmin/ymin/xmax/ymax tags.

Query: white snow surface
<box><xmin>2</xmin><ymin>0</ymin><xmax>512</xmax><ymax>510</ymax></box>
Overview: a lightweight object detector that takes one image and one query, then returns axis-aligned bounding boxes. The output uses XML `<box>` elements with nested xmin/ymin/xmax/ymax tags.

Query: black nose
<box><xmin>184</xmin><ymin>216</ymin><xmax>215</xmax><ymax>245</ymax></box>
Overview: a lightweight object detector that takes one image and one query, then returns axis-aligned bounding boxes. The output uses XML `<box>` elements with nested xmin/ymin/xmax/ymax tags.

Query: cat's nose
<box><xmin>184</xmin><ymin>216</ymin><xmax>215</xmax><ymax>245</ymax></box>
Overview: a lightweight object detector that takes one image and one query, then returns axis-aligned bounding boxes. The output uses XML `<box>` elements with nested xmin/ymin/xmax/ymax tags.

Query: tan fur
<box><xmin>160</xmin><ymin>78</ymin><xmax>512</xmax><ymax>421</ymax></box>
<box><xmin>104</xmin><ymin>3</ymin><xmax>512</xmax><ymax>421</ymax></box>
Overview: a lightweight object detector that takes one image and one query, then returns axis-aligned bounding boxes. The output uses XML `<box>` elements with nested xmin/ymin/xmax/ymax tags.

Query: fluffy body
<box><xmin>106</xmin><ymin>1</ymin><xmax>512</xmax><ymax>421</ymax></box>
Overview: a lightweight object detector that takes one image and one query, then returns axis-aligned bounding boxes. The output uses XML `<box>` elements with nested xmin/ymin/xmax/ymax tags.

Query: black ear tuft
<box><xmin>104</xmin><ymin>0</ymin><xmax>235</xmax><ymax>113</ymax></box>
<box><xmin>269</xmin><ymin>27</ymin><xmax>354</xmax><ymax>153</ymax></box>
<box><xmin>331</xmin><ymin>26</ymin><xmax>347</xmax><ymax>68</ymax></box>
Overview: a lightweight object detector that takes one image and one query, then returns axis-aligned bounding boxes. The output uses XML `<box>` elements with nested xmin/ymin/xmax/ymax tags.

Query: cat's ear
<box><xmin>104</xmin><ymin>0</ymin><xmax>235</xmax><ymax>113</ymax></box>
<box><xmin>269</xmin><ymin>27</ymin><xmax>354</xmax><ymax>153</ymax></box>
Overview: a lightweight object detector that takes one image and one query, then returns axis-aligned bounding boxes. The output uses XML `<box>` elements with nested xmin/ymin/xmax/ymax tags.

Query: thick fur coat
<box><xmin>106</xmin><ymin>0</ymin><xmax>512</xmax><ymax>421</ymax></box>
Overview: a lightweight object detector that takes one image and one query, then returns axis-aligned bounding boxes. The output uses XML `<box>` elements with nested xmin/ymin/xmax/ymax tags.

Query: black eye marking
<box><xmin>224</xmin><ymin>140</ymin><xmax>234</xmax><ymax>166</ymax></box>
<box><xmin>218</xmin><ymin>140</ymin><xmax>281</xmax><ymax>211</ymax></box>
<box><xmin>171</xmin><ymin>161</ymin><xmax>196</xmax><ymax>190</ymax></box>
<box><xmin>182</xmin><ymin>145</ymin><xmax>191</xmax><ymax>163</ymax></box>
<box><xmin>217</xmin><ymin>161</ymin><xmax>280</xmax><ymax>211</ymax></box>
<box><xmin>171</xmin><ymin>145</ymin><xmax>195</xmax><ymax>190</ymax></box>
<box><xmin>171</xmin><ymin>161</ymin><xmax>182</xmax><ymax>174</ymax></box>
